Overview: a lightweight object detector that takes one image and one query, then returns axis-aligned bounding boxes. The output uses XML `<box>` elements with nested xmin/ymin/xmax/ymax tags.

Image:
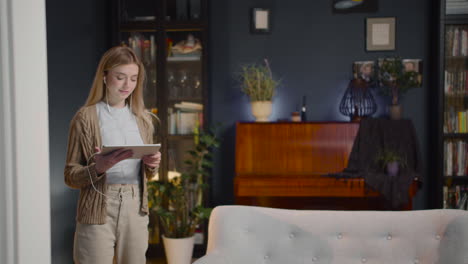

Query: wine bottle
<box><xmin>301</xmin><ymin>96</ymin><xmax>307</xmax><ymax>121</ymax></box>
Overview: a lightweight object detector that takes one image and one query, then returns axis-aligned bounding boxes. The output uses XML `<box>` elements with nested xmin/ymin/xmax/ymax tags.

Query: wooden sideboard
<box><xmin>234</xmin><ymin>122</ymin><xmax>418</xmax><ymax>210</ymax></box>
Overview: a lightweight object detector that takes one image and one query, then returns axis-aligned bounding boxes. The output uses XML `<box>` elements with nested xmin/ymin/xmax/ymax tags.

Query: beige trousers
<box><xmin>73</xmin><ymin>184</ymin><xmax>149</xmax><ymax>264</ymax></box>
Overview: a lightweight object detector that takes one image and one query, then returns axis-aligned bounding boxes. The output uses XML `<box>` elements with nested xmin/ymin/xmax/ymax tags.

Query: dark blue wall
<box><xmin>46</xmin><ymin>0</ymin><xmax>109</xmax><ymax>263</ymax></box>
<box><xmin>209</xmin><ymin>0</ymin><xmax>431</xmax><ymax>209</ymax></box>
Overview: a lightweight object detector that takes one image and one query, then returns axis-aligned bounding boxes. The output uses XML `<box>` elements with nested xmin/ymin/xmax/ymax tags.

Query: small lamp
<box><xmin>339</xmin><ymin>78</ymin><xmax>377</xmax><ymax>122</ymax></box>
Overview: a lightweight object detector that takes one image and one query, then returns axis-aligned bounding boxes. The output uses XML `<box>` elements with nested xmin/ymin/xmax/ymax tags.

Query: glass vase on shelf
<box><xmin>120</xmin><ymin>0</ymin><xmax>157</xmax><ymax>22</ymax></box>
<box><xmin>168</xmin><ymin>70</ymin><xmax>178</xmax><ymax>100</ymax></box>
<box><xmin>192</xmin><ymin>75</ymin><xmax>202</xmax><ymax>98</ymax></box>
<box><xmin>179</xmin><ymin>70</ymin><xmax>189</xmax><ymax>98</ymax></box>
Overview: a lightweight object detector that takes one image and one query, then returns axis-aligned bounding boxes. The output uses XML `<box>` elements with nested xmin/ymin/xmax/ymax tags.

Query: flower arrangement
<box><xmin>147</xmin><ymin>126</ymin><xmax>219</xmax><ymax>238</ymax></box>
<box><xmin>237</xmin><ymin>59</ymin><xmax>280</xmax><ymax>102</ymax></box>
<box><xmin>377</xmin><ymin>57</ymin><xmax>422</xmax><ymax>105</ymax></box>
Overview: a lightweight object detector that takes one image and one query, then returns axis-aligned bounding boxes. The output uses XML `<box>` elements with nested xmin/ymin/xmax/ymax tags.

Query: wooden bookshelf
<box><xmin>435</xmin><ymin>0</ymin><xmax>468</xmax><ymax>209</ymax></box>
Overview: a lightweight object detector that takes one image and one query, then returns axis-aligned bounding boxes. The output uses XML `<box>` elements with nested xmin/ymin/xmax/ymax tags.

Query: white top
<box><xmin>96</xmin><ymin>101</ymin><xmax>143</xmax><ymax>184</ymax></box>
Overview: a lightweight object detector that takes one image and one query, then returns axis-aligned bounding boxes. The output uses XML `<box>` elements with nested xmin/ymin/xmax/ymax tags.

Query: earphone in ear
<box><xmin>103</xmin><ymin>78</ymin><xmax>107</xmax><ymax>85</ymax></box>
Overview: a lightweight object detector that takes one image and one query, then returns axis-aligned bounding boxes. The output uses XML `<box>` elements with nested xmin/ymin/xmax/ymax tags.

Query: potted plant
<box><xmin>377</xmin><ymin>57</ymin><xmax>422</xmax><ymax>120</ymax></box>
<box><xmin>147</xmin><ymin>126</ymin><xmax>219</xmax><ymax>264</ymax></box>
<box><xmin>237</xmin><ymin>59</ymin><xmax>281</xmax><ymax>122</ymax></box>
<box><xmin>375</xmin><ymin>149</ymin><xmax>407</xmax><ymax>177</ymax></box>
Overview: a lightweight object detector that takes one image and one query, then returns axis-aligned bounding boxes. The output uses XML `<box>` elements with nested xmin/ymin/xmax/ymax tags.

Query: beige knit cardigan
<box><xmin>64</xmin><ymin>104</ymin><xmax>157</xmax><ymax>224</ymax></box>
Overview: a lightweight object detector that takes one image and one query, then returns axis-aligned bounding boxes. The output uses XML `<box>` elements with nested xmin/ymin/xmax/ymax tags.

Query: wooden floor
<box><xmin>147</xmin><ymin>258</ymin><xmax>198</xmax><ymax>264</ymax></box>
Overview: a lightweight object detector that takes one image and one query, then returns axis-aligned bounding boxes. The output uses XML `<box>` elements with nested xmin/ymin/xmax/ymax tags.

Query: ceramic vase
<box><xmin>251</xmin><ymin>101</ymin><xmax>272</xmax><ymax>122</ymax></box>
<box><xmin>389</xmin><ymin>104</ymin><xmax>402</xmax><ymax>120</ymax></box>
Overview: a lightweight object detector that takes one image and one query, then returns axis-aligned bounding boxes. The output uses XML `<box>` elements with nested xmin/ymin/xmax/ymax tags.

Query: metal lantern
<box><xmin>339</xmin><ymin>79</ymin><xmax>377</xmax><ymax>122</ymax></box>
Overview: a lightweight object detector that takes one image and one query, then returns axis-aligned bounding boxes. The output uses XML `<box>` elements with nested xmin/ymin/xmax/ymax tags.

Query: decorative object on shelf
<box><xmin>376</xmin><ymin>56</ymin><xmax>422</xmax><ymax>120</ymax></box>
<box><xmin>339</xmin><ymin>78</ymin><xmax>377</xmax><ymax>122</ymax></box>
<box><xmin>147</xmin><ymin>127</ymin><xmax>219</xmax><ymax>264</ymax></box>
<box><xmin>251</xmin><ymin>8</ymin><xmax>271</xmax><ymax>34</ymax></box>
<box><xmin>176</xmin><ymin>0</ymin><xmax>188</xmax><ymax>20</ymax></box>
<box><xmin>237</xmin><ymin>58</ymin><xmax>280</xmax><ymax>122</ymax></box>
<box><xmin>301</xmin><ymin>95</ymin><xmax>307</xmax><ymax>122</ymax></box>
<box><xmin>189</xmin><ymin>0</ymin><xmax>201</xmax><ymax>20</ymax></box>
<box><xmin>120</xmin><ymin>0</ymin><xmax>157</xmax><ymax>22</ymax></box>
<box><xmin>291</xmin><ymin>111</ymin><xmax>301</xmax><ymax>122</ymax></box>
<box><xmin>366</xmin><ymin>17</ymin><xmax>395</xmax><ymax>51</ymax></box>
<box><xmin>251</xmin><ymin>101</ymin><xmax>272</xmax><ymax>122</ymax></box>
<box><xmin>375</xmin><ymin>149</ymin><xmax>407</xmax><ymax>177</ymax></box>
<box><xmin>332</xmin><ymin>0</ymin><xmax>378</xmax><ymax>13</ymax></box>
<box><xmin>170</xmin><ymin>34</ymin><xmax>202</xmax><ymax>60</ymax></box>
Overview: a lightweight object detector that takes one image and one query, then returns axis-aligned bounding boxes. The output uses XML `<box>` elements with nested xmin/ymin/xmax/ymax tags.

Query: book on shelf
<box><xmin>178</xmin><ymin>112</ymin><xmax>200</xmax><ymax>135</ymax></box>
<box><xmin>446</xmin><ymin>27</ymin><xmax>468</xmax><ymax>57</ymax></box>
<box><xmin>174</xmin><ymin>101</ymin><xmax>203</xmax><ymax>111</ymax></box>
<box><xmin>444</xmin><ymin>139</ymin><xmax>468</xmax><ymax>176</ymax></box>
<box><xmin>168</xmin><ymin>102</ymin><xmax>204</xmax><ymax>135</ymax></box>
<box><xmin>443</xmin><ymin>184</ymin><xmax>468</xmax><ymax>210</ymax></box>
<box><xmin>443</xmin><ymin>70</ymin><xmax>468</xmax><ymax>97</ymax></box>
<box><xmin>449</xmin><ymin>109</ymin><xmax>467</xmax><ymax>133</ymax></box>
<box><xmin>167</xmin><ymin>56</ymin><xmax>201</xmax><ymax>62</ymax></box>
<box><xmin>447</xmin><ymin>7</ymin><xmax>468</xmax><ymax>15</ymax></box>
<box><xmin>127</xmin><ymin>33</ymin><xmax>157</xmax><ymax>65</ymax></box>
<box><xmin>459</xmin><ymin>192</ymin><xmax>468</xmax><ymax>209</ymax></box>
<box><xmin>131</xmin><ymin>16</ymin><xmax>156</xmax><ymax>21</ymax></box>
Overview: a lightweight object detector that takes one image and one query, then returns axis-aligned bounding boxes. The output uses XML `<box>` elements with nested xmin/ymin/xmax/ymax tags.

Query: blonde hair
<box><xmin>85</xmin><ymin>46</ymin><xmax>153</xmax><ymax>127</ymax></box>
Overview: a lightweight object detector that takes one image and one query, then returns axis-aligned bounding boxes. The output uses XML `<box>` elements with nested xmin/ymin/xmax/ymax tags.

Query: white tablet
<box><xmin>101</xmin><ymin>144</ymin><xmax>161</xmax><ymax>159</ymax></box>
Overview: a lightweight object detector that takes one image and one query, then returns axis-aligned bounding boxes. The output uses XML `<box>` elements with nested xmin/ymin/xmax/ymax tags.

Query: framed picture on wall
<box><xmin>353</xmin><ymin>60</ymin><xmax>375</xmax><ymax>83</ymax></box>
<box><xmin>366</xmin><ymin>17</ymin><xmax>396</xmax><ymax>51</ymax></box>
<box><xmin>251</xmin><ymin>8</ymin><xmax>271</xmax><ymax>34</ymax></box>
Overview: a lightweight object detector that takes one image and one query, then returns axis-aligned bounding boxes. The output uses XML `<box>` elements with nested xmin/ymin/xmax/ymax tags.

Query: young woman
<box><xmin>64</xmin><ymin>46</ymin><xmax>161</xmax><ymax>263</ymax></box>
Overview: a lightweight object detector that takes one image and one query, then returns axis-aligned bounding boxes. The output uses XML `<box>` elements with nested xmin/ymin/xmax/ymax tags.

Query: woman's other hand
<box><xmin>142</xmin><ymin>151</ymin><xmax>161</xmax><ymax>169</ymax></box>
<box><xmin>94</xmin><ymin>147</ymin><xmax>133</xmax><ymax>174</ymax></box>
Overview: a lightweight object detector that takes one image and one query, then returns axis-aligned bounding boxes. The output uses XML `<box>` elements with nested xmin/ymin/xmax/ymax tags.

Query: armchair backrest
<box><xmin>195</xmin><ymin>206</ymin><xmax>468</xmax><ymax>264</ymax></box>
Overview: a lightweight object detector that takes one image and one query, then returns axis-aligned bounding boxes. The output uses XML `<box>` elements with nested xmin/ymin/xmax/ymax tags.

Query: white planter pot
<box><xmin>251</xmin><ymin>101</ymin><xmax>272</xmax><ymax>122</ymax></box>
<box><xmin>162</xmin><ymin>235</ymin><xmax>195</xmax><ymax>264</ymax></box>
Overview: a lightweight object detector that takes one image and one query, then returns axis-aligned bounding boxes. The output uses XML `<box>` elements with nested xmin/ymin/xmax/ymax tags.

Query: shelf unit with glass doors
<box><xmin>111</xmin><ymin>0</ymin><xmax>209</xmax><ymax>258</ymax></box>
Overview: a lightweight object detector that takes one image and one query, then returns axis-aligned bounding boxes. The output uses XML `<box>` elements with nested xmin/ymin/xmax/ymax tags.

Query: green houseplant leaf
<box><xmin>147</xmin><ymin>125</ymin><xmax>220</xmax><ymax>239</ymax></box>
<box><xmin>375</xmin><ymin>149</ymin><xmax>407</xmax><ymax>170</ymax></box>
<box><xmin>237</xmin><ymin>59</ymin><xmax>280</xmax><ymax>102</ymax></box>
<box><xmin>377</xmin><ymin>57</ymin><xmax>422</xmax><ymax>105</ymax></box>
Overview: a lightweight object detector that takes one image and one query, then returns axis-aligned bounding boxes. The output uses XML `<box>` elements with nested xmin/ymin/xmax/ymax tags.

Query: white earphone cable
<box><xmin>88</xmin><ymin>92</ymin><xmax>160</xmax><ymax>198</ymax></box>
<box><xmin>86</xmin><ymin>152</ymin><xmax>113</xmax><ymax>199</ymax></box>
<box><xmin>105</xmin><ymin>88</ymin><xmax>111</xmax><ymax>113</ymax></box>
